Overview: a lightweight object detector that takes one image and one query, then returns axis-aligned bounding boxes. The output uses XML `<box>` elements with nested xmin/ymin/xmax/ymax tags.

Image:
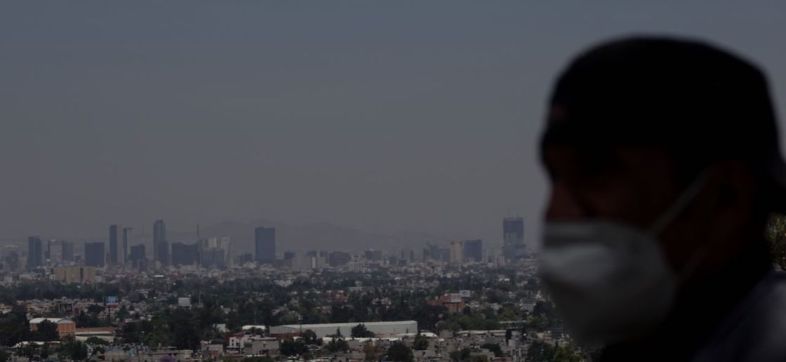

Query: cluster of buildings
<box><xmin>2</xmin><ymin>217</ymin><xmax>527</xmax><ymax>281</ymax></box>
<box><xmin>5</xmin><ymin>220</ymin><xmax>278</xmax><ymax>275</ymax></box>
<box><xmin>0</xmin><ymin>245</ymin><xmax>572</xmax><ymax>362</ymax></box>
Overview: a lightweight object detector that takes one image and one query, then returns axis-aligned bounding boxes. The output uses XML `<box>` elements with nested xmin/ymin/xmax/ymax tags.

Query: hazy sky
<box><xmin>1</xmin><ymin>1</ymin><xmax>785</xmax><ymax>245</ymax></box>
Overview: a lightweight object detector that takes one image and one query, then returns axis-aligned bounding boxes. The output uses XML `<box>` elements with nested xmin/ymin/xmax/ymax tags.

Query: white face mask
<box><xmin>538</xmin><ymin>172</ymin><xmax>707</xmax><ymax>345</ymax></box>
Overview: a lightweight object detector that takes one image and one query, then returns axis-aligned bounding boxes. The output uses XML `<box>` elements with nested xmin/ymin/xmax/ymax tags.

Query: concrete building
<box><xmin>328</xmin><ymin>251</ymin><xmax>352</xmax><ymax>267</ymax></box>
<box><xmin>270</xmin><ymin>320</ymin><xmax>418</xmax><ymax>339</ymax></box>
<box><xmin>248</xmin><ymin>338</ymin><xmax>280</xmax><ymax>356</ymax></box>
<box><xmin>198</xmin><ymin>237</ymin><xmax>230</xmax><ymax>269</ymax></box>
<box><xmin>84</xmin><ymin>242</ymin><xmax>105</xmax><ymax>267</ymax></box>
<box><xmin>122</xmin><ymin>227</ymin><xmax>132</xmax><ymax>266</ymax></box>
<box><xmin>61</xmin><ymin>240</ymin><xmax>75</xmax><ymax>263</ymax></box>
<box><xmin>53</xmin><ymin>266</ymin><xmax>96</xmax><ymax>284</ymax></box>
<box><xmin>503</xmin><ymin>217</ymin><xmax>525</xmax><ymax>261</ymax></box>
<box><xmin>449</xmin><ymin>241</ymin><xmax>464</xmax><ymax>265</ymax></box>
<box><xmin>27</xmin><ymin>236</ymin><xmax>43</xmax><ymax>270</ymax></box>
<box><xmin>128</xmin><ymin>244</ymin><xmax>147</xmax><ymax>270</ymax></box>
<box><xmin>171</xmin><ymin>242</ymin><xmax>199</xmax><ymax>266</ymax></box>
<box><xmin>108</xmin><ymin>224</ymin><xmax>121</xmax><ymax>265</ymax></box>
<box><xmin>462</xmin><ymin>240</ymin><xmax>483</xmax><ymax>262</ymax></box>
<box><xmin>47</xmin><ymin>240</ymin><xmax>76</xmax><ymax>265</ymax></box>
<box><xmin>153</xmin><ymin>219</ymin><xmax>169</xmax><ymax>266</ymax></box>
<box><xmin>29</xmin><ymin>318</ymin><xmax>76</xmax><ymax>339</ymax></box>
<box><xmin>254</xmin><ymin>227</ymin><xmax>276</xmax><ymax>264</ymax></box>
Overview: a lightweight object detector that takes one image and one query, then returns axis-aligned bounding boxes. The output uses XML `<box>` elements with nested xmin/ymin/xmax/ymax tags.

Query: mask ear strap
<box><xmin>649</xmin><ymin>171</ymin><xmax>709</xmax><ymax>235</ymax></box>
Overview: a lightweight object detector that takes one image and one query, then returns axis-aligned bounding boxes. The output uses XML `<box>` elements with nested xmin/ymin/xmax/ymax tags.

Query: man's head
<box><xmin>541</xmin><ymin>36</ymin><xmax>783</xmax><ymax>285</ymax></box>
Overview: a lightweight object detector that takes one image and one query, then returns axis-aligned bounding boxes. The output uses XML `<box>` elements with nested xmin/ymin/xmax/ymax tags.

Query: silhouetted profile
<box><xmin>538</xmin><ymin>36</ymin><xmax>786</xmax><ymax>362</ymax></box>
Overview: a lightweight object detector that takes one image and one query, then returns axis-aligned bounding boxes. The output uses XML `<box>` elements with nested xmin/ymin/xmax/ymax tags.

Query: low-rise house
<box><xmin>247</xmin><ymin>337</ymin><xmax>279</xmax><ymax>356</ymax></box>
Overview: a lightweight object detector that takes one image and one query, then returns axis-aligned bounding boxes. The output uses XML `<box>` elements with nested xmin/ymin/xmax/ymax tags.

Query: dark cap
<box><xmin>542</xmin><ymin>35</ymin><xmax>786</xmax><ymax>212</ymax></box>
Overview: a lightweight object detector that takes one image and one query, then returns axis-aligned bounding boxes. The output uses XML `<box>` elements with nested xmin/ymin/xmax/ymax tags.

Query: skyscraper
<box><xmin>449</xmin><ymin>240</ymin><xmax>464</xmax><ymax>265</ymax></box>
<box><xmin>84</xmin><ymin>242</ymin><xmax>105</xmax><ymax>267</ymax></box>
<box><xmin>61</xmin><ymin>241</ymin><xmax>75</xmax><ymax>263</ymax></box>
<box><xmin>503</xmin><ymin>217</ymin><xmax>525</xmax><ymax>261</ymax></box>
<box><xmin>153</xmin><ymin>220</ymin><xmax>169</xmax><ymax>266</ymax></box>
<box><xmin>129</xmin><ymin>244</ymin><xmax>146</xmax><ymax>269</ymax></box>
<box><xmin>254</xmin><ymin>227</ymin><xmax>276</xmax><ymax>264</ymax></box>
<box><xmin>153</xmin><ymin>219</ymin><xmax>166</xmax><ymax>244</ymax></box>
<box><xmin>199</xmin><ymin>237</ymin><xmax>230</xmax><ymax>269</ymax></box>
<box><xmin>47</xmin><ymin>239</ymin><xmax>63</xmax><ymax>264</ymax></box>
<box><xmin>27</xmin><ymin>236</ymin><xmax>43</xmax><ymax>270</ymax></box>
<box><xmin>463</xmin><ymin>239</ymin><xmax>483</xmax><ymax>262</ymax></box>
<box><xmin>122</xmin><ymin>227</ymin><xmax>132</xmax><ymax>265</ymax></box>
<box><xmin>109</xmin><ymin>225</ymin><xmax>121</xmax><ymax>265</ymax></box>
<box><xmin>171</xmin><ymin>242</ymin><xmax>199</xmax><ymax>266</ymax></box>
<box><xmin>129</xmin><ymin>244</ymin><xmax>146</xmax><ymax>262</ymax></box>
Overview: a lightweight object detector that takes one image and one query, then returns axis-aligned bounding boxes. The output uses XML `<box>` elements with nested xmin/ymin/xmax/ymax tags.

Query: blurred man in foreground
<box><xmin>538</xmin><ymin>36</ymin><xmax>786</xmax><ymax>361</ymax></box>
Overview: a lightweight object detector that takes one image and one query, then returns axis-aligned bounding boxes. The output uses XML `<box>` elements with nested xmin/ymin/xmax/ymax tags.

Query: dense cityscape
<box><xmin>0</xmin><ymin>218</ymin><xmax>582</xmax><ymax>362</ymax></box>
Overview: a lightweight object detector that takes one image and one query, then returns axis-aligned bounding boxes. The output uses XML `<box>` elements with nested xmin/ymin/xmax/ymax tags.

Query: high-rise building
<box><xmin>53</xmin><ymin>266</ymin><xmax>96</xmax><ymax>284</ymax></box>
<box><xmin>47</xmin><ymin>239</ymin><xmax>70</xmax><ymax>265</ymax></box>
<box><xmin>153</xmin><ymin>220</ymin><xmax>169</xmax><ymax>266</ymax></box>
<box><xmin>328</xmin><ymin>251</ymin><xmax>352</xmax><ymax>267</ymax></box>
<box><xmin>198</xmin><ymin>237</ymin><xmax>230</xmax><ymax>269</ymax></box>
<box><xmin>423</xmin><ymin>243</ymin><xmax>449</xmax><ymax>263</ymax></box>
<box><xmin>129</xmin><ymin>244</ymin><xmax>146</xmax><ymax>269</ymax></box>
<box><xmin>84</xmin><ymin>242</ymin><xmax>105</xmax><ymax>267</ymax></box>
<box><xmin>122</xmin><ymin>227</ymin><xmax>132</xmax><ymax>265</ymax></box>
<box><xmin>3</xmin><ymin>251</ymin><xmax>20</xmax><ymax>272</ymax></box>
<box><xmin>463</xmin><ymin>239</ymin><xmax>483</xmax><ymax>262</ymax></box>
<box><xmin>171</xmin><ymin>242</ymin><xmax>199</xmax><ymax>266</ymax></box>
<box><xmin>254</xmin><ymin>227</ymin><xmax>276</xmax><ymax>264</ymax></box>
<box><xmin>364</xmin><ymin>249</ymin><xmax>383</xmax><ymax>261</ymax></box>
<box><xmin>155</xmin><ymin>241</ymin><xmax>170</xmax><ymax>266</ymax></box>
<box><xmin>61</xmin><ymin>241</ymin><xmax>75</xmax><ymax>263</ymax></box>
<box><xmin>129</xmin><ymin>244</ymin><xmax>146</xmax><ymax>262</ymax></box>
<box><xmin>153</xmin><ymin>219</ymin><xmax>166</xmax><ymax>244</ymax></box>
<box><xmin>503</xmin><ymin>217</ymin><xmax>525</xmax><ymax>261</ymax></box>
<box><xmin>27</xmin><ymin>236</ymin><xmax>43</xmax><ymax>270</ymax></box>
<box><xmin>45</xmin><ymin>239</ymin><xmax>52</xmax><ymax>262</ymax></box>
<box><xmin>109</xmin><ymin>225</ymin><xmax>121</xmax><ymax>265</ymax></box>
<box><xmin>449</xmin><ymin>240</ymin><xmax>464</xmax><ymax>265</ymax></box>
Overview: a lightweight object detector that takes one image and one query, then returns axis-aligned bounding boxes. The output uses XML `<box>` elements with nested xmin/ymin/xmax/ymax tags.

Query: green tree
<box><xmin>280</xmin><ymin>338</ymin><xmax>308</xmax><ymax>356</ymax></box>
<box><xmin>387</xmin><ymin>342</ymin><xmax>413</xmax><ymax>362</ymax></box>
<box><xmin>59</xmin><ymin>340</ymin><xmax>88</xmax><ymax>361</ymax></box>
<box><xmin>351</xmin><ymin>323</ymin><xmax>375</xmax><ymax>338</ymax></box>
<box><xmin>450</xmin><ymin>348</ymin><xmax>471</xmax><ymax>362</ymax></box>
<box><xmin>325</xmin><ymin>338</ymin><xmax>349</xmax><ymax>353</ymax></box>
<box><xmin>302</xmin><ymin>329</ymin><xmax>319</xmax><ymax>345</ymax></box>
<box><xmin>32</xmin><ymin>320</ymin><xmax>60</xmax><ymax>341</ymax></box>
<box><xmin>527</xmin><ymin>341</ymin><xmax>583</xmax><ymax>362</ymax></box>
<box><xmin>171</xmin><ymin>308</ymin><xmax>200</xmax><ymax>350</ymax></box>
<box><xmin>116</xmin><ymin>306</ymin><xmax>130</xmax><ymax>322</ymax></box>
<box><xmin>40</xmin><ymin>343</ymin><xmax>50</xmax><ymax>360</ymax></box>
<box><xmin>480</xmin><ymin>343</ymin><xmax>503</xmax><ymax>357</ymax></box>
<box><xmin>413</xmin><ymin>333</ymin><xmax>429</xmax><ymax>350</ymax></box>
<box><xmin>85</xmin><ymin>337</ymin><xmax>109</xmax><ymax>346</ymax></box>
<box><xmin>0</xmin><ymin>305</ymin><xmax>29</xmax><ymax>346</ymax></box>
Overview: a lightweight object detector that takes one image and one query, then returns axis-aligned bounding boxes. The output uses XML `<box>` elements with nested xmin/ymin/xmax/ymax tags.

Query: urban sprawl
<box><xmin>0</xmin><ymin>218</ymin><xmax>582</xmax><ymax>362</ymax></box>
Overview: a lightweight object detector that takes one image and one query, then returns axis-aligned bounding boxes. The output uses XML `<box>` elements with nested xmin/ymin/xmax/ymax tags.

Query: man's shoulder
<box><xmin>693</xmin><ymin>271</ymin><xmax>786</xmax><ymax>362</ymax></box>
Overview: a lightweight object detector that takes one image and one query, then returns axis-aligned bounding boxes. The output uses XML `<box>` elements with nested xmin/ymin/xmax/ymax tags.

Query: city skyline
<box><xmin>3</xmin><ymin>1</ymin><xmax>785</xmax><ymax>246</ymax></box>
<box><xmin>16</xmin><ymin>217</ymin><xmax>521</xmax><ymax>266</ymax></box>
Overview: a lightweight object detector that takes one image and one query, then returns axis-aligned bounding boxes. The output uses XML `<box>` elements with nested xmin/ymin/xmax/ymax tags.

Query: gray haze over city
<box><xmin>1</xmin><ymin>1</ymin><xmax>785</xmax><ymax>253</ymax></box>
